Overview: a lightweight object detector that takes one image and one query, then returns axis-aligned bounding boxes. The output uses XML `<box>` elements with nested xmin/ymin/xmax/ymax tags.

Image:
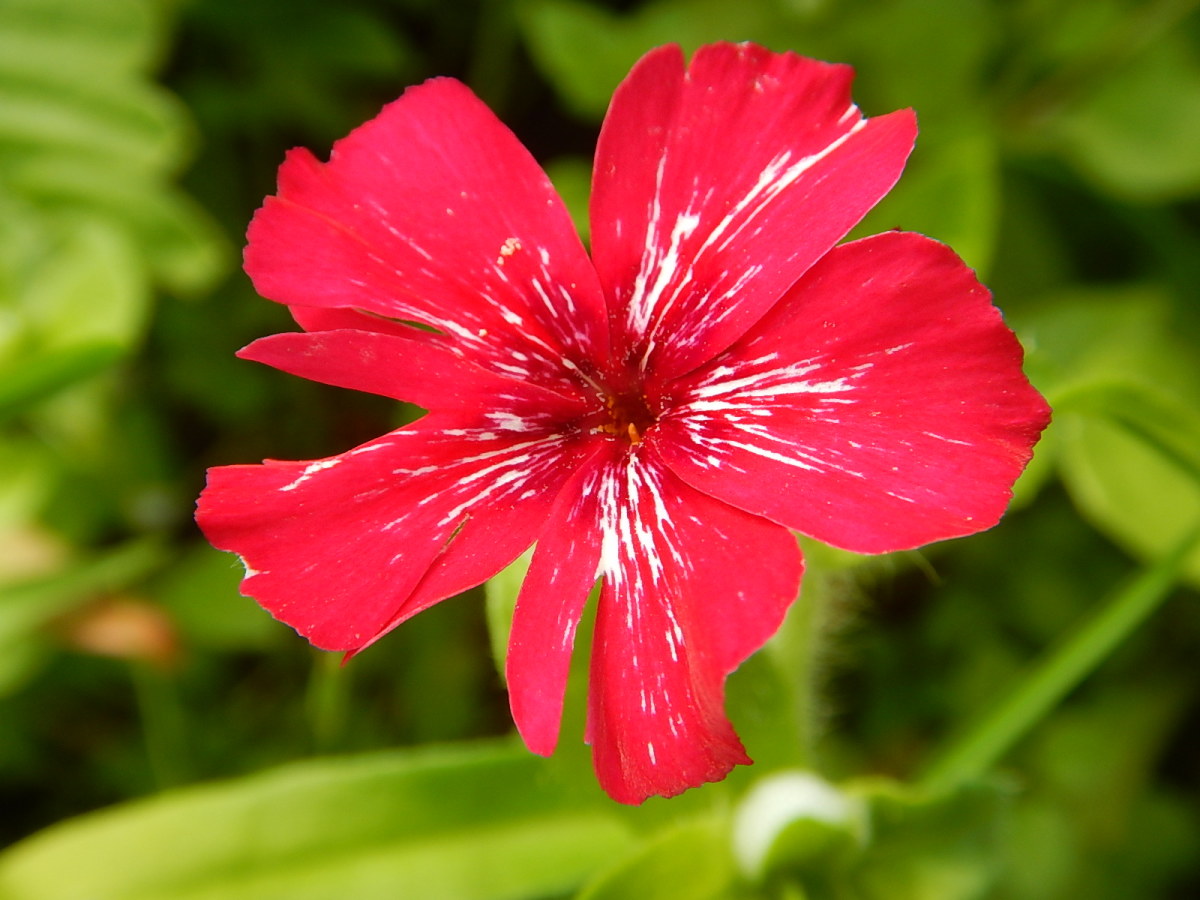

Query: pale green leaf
<box><xmin>0</xmin><ymin>742</ymin><xmax>632</xmax><ymax>900</ymax></box>
<box><xmin>1021</xmin><ymin>287</ymin><xmax>1200</xmax><ymax>581</ymax></box>
<box><xmin>0</xmin><ymin>0</ymin><xmax>225</xmax><ymax>301</ymax></box>
<box><xmin>0</xmin><ymin>439</ymin><xmax>58</xmax><ymax>527</ymax></box>
<box><xmin>1058</xmin><ymin>411</ymin><xmax>1200</xmax><ymax>585</ymax></box>
<box><xmin>20</xmin><ymin>218</ymin><xmax>151</xmax><ymax>351</ymax></box>
<box><xmin>0</xmin><ymin>343</ymin><xmax>123</xmax><ymax>423</ymax></box>
<box><xmin>0</xmin><ymin>71</ymin><xmax>185</xmax><ymax>175</ymax></box>
<box><xmin>577</xmin><ymin>816</ymin><xmax>735</xmax><ymax>900</ymax></box>
<box><xmin>13</xmin><ymin>157</ymin><xmax>230</xmax><ymax>296</ymax></box>
<box><xmin>484</xmin><ymin>549</ymin><xmax>532</xmax><ymax>679</ymax></box>
<box><xmin>1050</xmin><ymin>26</ymin><xmax>1200</xmax><ymax>199</ymax></box>
<box><xmin>0</xmin><ymin>0</ymin><xmax>162</xmax><ymax>80</ymax></box>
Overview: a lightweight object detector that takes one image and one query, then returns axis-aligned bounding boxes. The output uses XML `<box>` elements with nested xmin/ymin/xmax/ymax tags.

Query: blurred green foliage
<box><xmin>1</xmin><ymin>0</ymin><xmax>1198</xmax><ymax>897</ymax></box>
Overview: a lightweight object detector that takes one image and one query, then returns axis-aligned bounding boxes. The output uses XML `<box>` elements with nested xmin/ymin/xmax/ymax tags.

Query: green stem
<box><xmin>919</xmin><ymin>521</ymin><xmax>1200</xmax><ymax>795</ymax></box>
<box><xmin>306</xmin><ymin>651</ymin><xmax>350</xmax><ymax>754</ymax></box>
<box><xmin>131</xmin><ymin>662</ymin><xmax>188</xmax><ymax>789</ymax></box>
<box><xmin>787</xmin><ymin>579</ymin><xmax>824</xmax><ymax>768</ymax></box>
<box><xmin>766</xmin><ymin>558</ymin><xmax>841</xmax><ymax>770</ymax></box>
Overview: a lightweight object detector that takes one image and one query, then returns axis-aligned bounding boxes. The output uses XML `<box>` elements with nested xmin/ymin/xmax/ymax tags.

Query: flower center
<box><xmin>599</xmin><ymin>391</ymin><xmax>658</xmax><ymax>444</ymax></box>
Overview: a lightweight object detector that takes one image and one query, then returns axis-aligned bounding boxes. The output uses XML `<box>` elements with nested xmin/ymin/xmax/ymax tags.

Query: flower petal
<box><xmin>238</xmin><ymin>328</ymin><xmax>590</xmax><ymax>416</ymax></box>
<box><xmin>245</xmin><ymin>77</ymin><xmax>609</xmax><ymax>393</ymax></box>
<box><xmin>516</xmin><ymin>443</ymin><xmax>802</xmax><ymax>804</ymax></box>
<box><xmin>196</xmin><ymin>421</ymin><xmax>601</xmax><ymax>652</ymax></box>
<box><xmin>289</xmin><ymin>304</ymin><xmax>429</xmax><ymax>337</ymax></box>
<box><xmin>506</xmin><ymin>442</ymin><xmax>611</xmax><ymax>757</ymax></box>
<box><xmin>652</xmin><ymin>232</ymin><xmax>1052</xmax><ymax>554</ymax></box>
<box><xmin>590</xmin><ymin>42</ymin><xmax>916</xmax><ymax>386</ymax></box>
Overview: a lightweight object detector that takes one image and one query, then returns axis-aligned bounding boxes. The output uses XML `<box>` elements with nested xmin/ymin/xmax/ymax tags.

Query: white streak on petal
<box><xmin>699</xmin><ymin>119</ymin><xmax>867</xmax><ymax>261</ymax></box>
<box><xmin>237</xmin><ymin>555</ymin><xmax>266</xmax><ymax>579</ymax></box>
<box><xmin>279</xmin><ymin>458</ymin><xmax>342</xmax><ymax>492</ymax></box>
<box><xmin>488</xmin><ymin>412</ymin><xmax>536</xmax><ymax>432</ymax></box>
<box><xmin>922</xmin><ymin>431</ymin><xmax>973</xmax><ymax>446</ymax></box>
<box><xmin>627</xmin><ymin>208</ymin><xmax>701</xmax><ymax>338</ymax></box>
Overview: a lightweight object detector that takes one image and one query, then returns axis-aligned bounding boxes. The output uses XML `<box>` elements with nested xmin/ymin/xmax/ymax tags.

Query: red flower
<box><xmin>197</xmin><ymin>43</ymin><xmax>1050</xmax><ymax>804</ymax></box>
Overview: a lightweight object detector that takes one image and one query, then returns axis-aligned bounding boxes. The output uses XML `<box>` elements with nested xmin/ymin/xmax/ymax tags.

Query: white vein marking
<box><xmin>699</xmin><ymin>119</ymin><xmax>866</xmax><ymax>262</ymax></box>
<box><xmin>488</xmin><ymin>412</ymin><xmax>536</xmax><ymax>432</ymax></box>
<box><xmin>279</xmin><ymin>458</ymin><xmax>342</xmax><ymax>492</ymax></box>
<box><xmin>346</xmin><ymin>433</ymin><xmax>573</xmax><ymax>539</ymax></box>
<box><xmin>922</xmin><ymin>431</ymin><xmax>973</xmax><ymax>446</ymax></box>
<box><xmin>238</xmin><ymin>555</ymin><xmax>265</xmax><ymax>578</ymax></box>
<box><xmin>624</xmin><ymin>115</ymin><xmax>868</xmax><ymax>363</ymax></box>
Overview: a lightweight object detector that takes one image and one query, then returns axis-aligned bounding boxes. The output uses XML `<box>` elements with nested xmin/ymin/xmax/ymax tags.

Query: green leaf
<box><xmin>0</xmin><ymin>439</ymin><xmax>57</xmax><ymax>527</ymax></box>
<box><xmin>0</xmin><ymin>0</ymin><xmax>225</xmax><ymax>302</ymax></box>
<box><xmin>855</xmin><ymin>129</ymin><xmax>1000</xmax><ymax>275</ymax></box>
<box><xmin>153</xmin><ymin>543</ymin><xmax>277</xmax><ymax>651</ymax></box>
<box><xmin>0</xmin><ymin>742</ymin><xmax>633</xmax><ymax>900</ymax></box>
<box><xmin>0</xmin><ymin>0</ymin><xmax>162</xmax><ymax>81</ymax></box>
<box><xmin>0</xmin><ymin>539</ymin><xmax>165</xmax><ymax>646</ymax></box>
<box><xmin>1020</xmin><ymin>286</ymin><xmax>1190</xmax><ymax>396</ymax></box>
<box><xmin>544</xmin><ymin>156</ymin><xmax>593</xmax><ymax>246</ymax></box>
<box><xmin>1021</xmin><ymin>287</ymin><xmax>1200</xmax><ymax>581</ymax></box>
<box><xmin>577</xmin><ymin>816</ymin><xmax>735</xmax><ymax>900</ymax></box>
<box><xmin>842</xmin><ymin>779</ymin><xmax>1010</xmax><ymax>900</ymax></box>
<box><xmin>0</xmin><ymin>77</ymin><xmax>183</xmax><ymax>175</ymax></box>
<box><xmin>10</xmin><ymin>157</ymin><xmax>230</xmax><ymax>296</ymax></box>
<box><xmin>0</xmin><ymin>634</ymin><xmax>50</xmax><ymax>697</ymax></box>
<box><xmin>815</xmin><ymin>0</ymin><xmax>996</xmax><ymax>132</ymax></box>
<box><xmin>1005</xmin><ymin>0</ymin><xmax>1128</xmax><ymax>73</ymax></box>
<box><xmin>484</xmin><ymin>550</ymin><xmax>532</xmax><ymax>679</ymax></box>
<box><xmin>0</xmin><ymin>343</ymin><xmax>122</xmax><ymax>423</ymax></box>
<box><xmin>518</xmin><ymin>0</ymin><xmax>780</xmax><ymax>121</ymax></box>
<box><xmin>1057</xmin><ymin>381</ymin><xmax>1200</xmax><ymax>485</ymax></box>
<box><xmin>1047</xmin><ymin>17</ymin><xmax>1200</xmax><ymax>200</ymax></box>
<box><xmin>18</xmin><ymin>218</ymin><xmax>151</xmax><ymax>351</ymax></box>
<box><xmin>1058</xmin><ymin>410</ymin><xmax>1200</xmax><ymax>584</ymax></box>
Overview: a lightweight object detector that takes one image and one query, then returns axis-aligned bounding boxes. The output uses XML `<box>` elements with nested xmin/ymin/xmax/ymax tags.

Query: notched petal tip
<box><xmin>596</xmin><ymin>727</ymin><xmax>752</xmax><ymax>807</ymax></box>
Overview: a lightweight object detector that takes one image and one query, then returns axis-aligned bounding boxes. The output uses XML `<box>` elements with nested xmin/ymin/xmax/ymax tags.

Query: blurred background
<box><xmin>1</xmin><ymin>0</ymin><xmax>1198</xmax><ymax>897</ymax></box>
